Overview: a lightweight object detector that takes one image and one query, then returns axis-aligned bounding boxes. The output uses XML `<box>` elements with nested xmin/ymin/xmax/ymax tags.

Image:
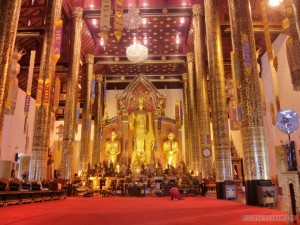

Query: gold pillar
<box><xmin>80</xmin><ymin>54</ymin><xmax>94</xmax><ymax>172</ymax></box>
<box><xmin>192</xmin><ymin>3</ymin><xmax>213</xmax><ymax>178</ymax></box>
<box><xmin>0</xmin><ymin>0</ymin><xmax>21</xmax><ymax>158</ymax></box>
<box><xmin>228</xmin><ymin>0</ymin><xmax>269</xmax><ymax>205</ymax></box>
<box><xmin>186</xmin><ymin>52</ymin><xmax>200</xmax><ymax>173</ymax></box>
<box><xmin>182</xmin><ymin>73</ymin><xmax>191</xmax><ymax>167</ymax></box>
<box><xmin>92</xmin><ymin>74</ymin><xmax>103</xmax><ymax>165</ymax></box>
<box><xmin>30</xmin><ymin>0</ymin><xmax>62</xmax><ymax>181</ymax></box>
<box><xmin>61</xmin><ymin>7</ymin><xmax>83</xmax><ymax>179</ymax></box>
<box><xmin>204</xmin><ymin>0</ymin><xmax>232</xmax><ymax>197</ymax></box>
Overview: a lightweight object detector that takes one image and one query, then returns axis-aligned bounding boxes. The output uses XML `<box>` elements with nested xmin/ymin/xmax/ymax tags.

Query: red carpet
<box><xmin>0</xmin><ymin>196</ymin><xmax>289</xmax><ymax>225</ymax></box>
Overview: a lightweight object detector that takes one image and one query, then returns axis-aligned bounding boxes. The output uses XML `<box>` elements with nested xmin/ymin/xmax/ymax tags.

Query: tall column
<box><xmin>0</xmin><ymin>0</ymin><xmax>21</xmax><ymax>158</ymax></box>
<box><xmin>204</xmin><ymin>0</ymin><xmax>232</xmax><ymax>199</ymax></box>
<box><xmin>80</xmin><ymin>54</ymin><xmax>94</xmax><ymax>172</ymax></box>
<box><xmin>61</xmin><ymin>7</ymin><xmax>83</xmax><ymax>179</ymax></box>
<box><xmin>228</xmin><ymin>0</ymin><xmax>269</xmax><ymax>205</ymax></box>
<box><xmin>182</xmin><ymin>73</ymin><xmax>192</xmax><ymax>167</ymax></box>
<box><xmin>186</xmin><ymin>52</ymin><xmax>200</xmax><ymax>173</ymax></box>
<box><xmin>92</xmin><ymin>74</ymin><xmax>103</xmax><ymax>165</ymax></box>
<box><xmin>192</xmin><ymin>3</ymin><xmax>213</xmax><ymax>179</ymax></box>
<box><xmin>30</xmin><ymin>0</ymin><xmax>62</xmax><ymax>181</ymax></box>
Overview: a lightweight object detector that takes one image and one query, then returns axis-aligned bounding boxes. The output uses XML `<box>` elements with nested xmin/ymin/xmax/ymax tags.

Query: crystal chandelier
<box><xmin>126</xmin><ymin>36</ymin><xmax>148</xmax><ymax>63</ymax></box>
<box><xmin>123</xmin><ymin>8</ymin><xmax>142</xmax><ymax>30</ymax></box>
<box><xmin>269</xmin><ymin>0</ymin><xmax>283</xmax><ymax>6</ymax></box>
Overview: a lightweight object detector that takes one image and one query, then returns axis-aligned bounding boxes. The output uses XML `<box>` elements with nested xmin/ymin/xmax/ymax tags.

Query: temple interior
<box><xmin>0</xmin><ymin>0</ymin><xmax>300</xmax><ymax>219</ymax></box>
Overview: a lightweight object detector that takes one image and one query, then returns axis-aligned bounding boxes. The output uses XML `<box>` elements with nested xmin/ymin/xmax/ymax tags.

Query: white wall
<box><xmin>0</xmin><ymin>88</ymin><xmax>36</xmax><ymax>161</ymax></box>
<box><xmin>261</xmin><ymin>33</ymin><xmax>300</xmax><ymax>175</ymax></box>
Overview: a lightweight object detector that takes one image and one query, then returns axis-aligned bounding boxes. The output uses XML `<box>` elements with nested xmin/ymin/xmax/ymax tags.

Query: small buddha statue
<box><xmin>163</xmin><ymin>132</ymin><xmax>179</xmax><ymax>168</ymax></box>
<box><xmin>105</xmin><ymin>131</ymin><xmax>120</xmax><ymax>167</ymax></box>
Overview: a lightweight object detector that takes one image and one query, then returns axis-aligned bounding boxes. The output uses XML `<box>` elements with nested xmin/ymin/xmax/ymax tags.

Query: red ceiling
<box><xmin>83</xmin><ymin>0</ymin><xmax>193</xmax><ymax>8</ymax></box>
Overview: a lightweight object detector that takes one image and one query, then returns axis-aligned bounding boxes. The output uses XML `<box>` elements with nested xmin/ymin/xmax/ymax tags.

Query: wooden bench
<box><xmin>0</xmin><ymin>190</ymin><xmax>67</xmax><ymax>206</ymax></box>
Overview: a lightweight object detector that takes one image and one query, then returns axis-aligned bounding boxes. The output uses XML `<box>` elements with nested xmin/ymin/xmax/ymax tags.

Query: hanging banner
<box><xmin>241</xmin><ymin>33</ymin><xmax>252</xmax><ymax>74</ymax></box>
<box><xmin>230</xmin><ymin>51</ymin><xmax>242</xmax><ymax>129</ymax></box>
<box><xmin>53</xmin><ymin>77</ymin><xmax>61</xmax><ymax>111</ymax></box>
<box><xmin>5</xmin><ymin>49</ymin><xmax>22</xmax><ymax>114</ymax></box>
<box><xmin>53</xmin><ymin>19</ymin><xmax>63</xmax><ymax>63</ymax></box>
<box><xmin>43</xmin><ymin>78</ymin><xmax>51</xmax><ymax>106</ymax></box>
<box><xmin>175</xmin><ymin>100</ymin><xmax>180</xmax><ymax>121</ymax></box>
<box><xmin>10</xmin><ymin>78</ymin><xmax>19</xmax><ymax>114</ymax></box>
<box><xmin>270</xmin><ymin>103</ymin><xmax>275</xmax><ymax>125</ymax></box>
<box><xmin>26</xmin><ymin>51</ymin><xmax>36</xmax><ymax>96</ymax></box>
<box><xmin>114</xmin><ymin>0</ymin><xmax>123</xmax><ymax>41</ymax></box>
<box><xmin>228</xmin><ymin>100</ymin><xmax>241</xmax><ymax>130</ymax></box>
<box><xmin>24</xmin><ymin>50</ymin><xmax>36</xmax><ymax>116</ymax></box>
<box><xmin>36</xmin><ymin>79</ymin><xmax>44</xmax><ymax>107</ymax></box>
<box><xmin>91</xmin><ymin>74</ymin><xmax>96</xmax><ymax>100</ymax></box>
<box><xmin>75</xmin><ymin>101</ymin><xmax>80</xmax><ymax>134</ymax></box>
<box><xmin>99</xmin><ymin>0</ymin><xmax>112</xmax><ymax>38</ymax></box>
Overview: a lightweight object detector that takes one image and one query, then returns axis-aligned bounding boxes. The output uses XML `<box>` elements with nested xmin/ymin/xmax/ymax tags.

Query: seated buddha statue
<box><xmin>105</xmin><ymin>131</ymin><xmax>120</xmax><ymax>167</ymax></box>
<box><xmin>163</xmin><ymin>132</ymin><xmax>179</xmax><ymax>168</ymax></box>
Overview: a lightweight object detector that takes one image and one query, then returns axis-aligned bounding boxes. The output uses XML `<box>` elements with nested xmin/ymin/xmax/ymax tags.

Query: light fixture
<box><xmin>123</xmin><ymin>8</ymin><xmax>142</xmax><ymax>30</ymax></box>
<box><xmin>269</xmin><ymin>0</ymin><xmax>283</xmax><ymax>6</ymax></box>
<box><xmin>100</xmin><ymin>37</ymin><xmax>105</xmax><ymax>46</ymax></box>
<box><xmin>180</xmin><ymin>17</ymin><xmax>185</xmax><ymax>24</ymax></box>
<box><xmin>126</xmin><ymin>35</ymin><xmax>148</xmax><ymax>63</ymax></box>
<box><xmin>142</xmin><ymin>18</ymin><xmax>147</xmax><ymax>25</ymax></box>
<box><xmin>176</xmin><ymin>34</ymin><xmax>180</xmax><ymax>49</ymax></box>
<box><xmin>143</xmin><ymin>35</ymin><xmax>148</xmax><ymax>45</ymax></box>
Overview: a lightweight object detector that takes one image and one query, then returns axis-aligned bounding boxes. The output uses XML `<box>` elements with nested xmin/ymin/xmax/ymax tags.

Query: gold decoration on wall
<box><xmin>114</xmin><ymin>0</ymin><xmax>123</xmax><ymax>41</ymax></box>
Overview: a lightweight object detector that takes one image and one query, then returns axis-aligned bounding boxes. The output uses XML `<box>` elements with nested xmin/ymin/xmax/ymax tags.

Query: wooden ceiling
<box><xmin>16</xmin><ymin>0</ymin><xmax>283</xmax><ymax>102</ymax></box>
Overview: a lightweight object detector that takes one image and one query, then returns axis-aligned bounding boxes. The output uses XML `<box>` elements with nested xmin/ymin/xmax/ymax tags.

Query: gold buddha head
<box><xmin>137</xmin><ymin>96</ymin><xmax>145</xmax><ymax>110</ymax></box>
<box><xmin>110</xmin><ymin>131</ymin><xmax>117</xmax><ymax>140</ymax></box>
<box><xmin>168</xmin><ymin>132</ymin><xmax>175</xmax><ymax>140</ymax></box>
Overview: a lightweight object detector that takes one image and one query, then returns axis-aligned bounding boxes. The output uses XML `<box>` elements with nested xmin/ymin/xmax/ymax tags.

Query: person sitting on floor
<box><xmin>170</xmin><ymin>186</ymin><xmax>184</xmax><ymax>200</ymax></box>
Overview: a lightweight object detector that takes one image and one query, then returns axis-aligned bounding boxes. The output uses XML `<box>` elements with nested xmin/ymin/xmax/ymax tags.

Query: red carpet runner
<box><xmin>0</xmin><ymin>196</ymin><xmax>290</xmax><ymax>225</ymax></box>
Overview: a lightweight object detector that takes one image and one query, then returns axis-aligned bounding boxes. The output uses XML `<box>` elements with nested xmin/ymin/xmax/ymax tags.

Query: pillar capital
<box><xmin>192</xmin><ymin>4</ymin><xmax>204</xmax><ymax>16</ymax></box>
<box><xmin>186</xmin><ymin>52</ymin><xmax>194</xmax><ymax>63</ymax></box>
<box><xmin>72</xmin><ymin>7</ymin><xmax>83</xmax><ymax>18</ymax></box>
<box><xmin>85</xmin><ymin>54</ymin><xmax>94</xmax><ymax>64</ymax></box>
<box><xmin>95</xmin><ymin>74</ymin><xmax>104</xmax><ymax>83</ymax></box>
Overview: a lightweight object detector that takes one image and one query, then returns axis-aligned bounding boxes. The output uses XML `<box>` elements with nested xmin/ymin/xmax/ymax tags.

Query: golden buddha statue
<box><xmin>129</xmin><ymin>97</ymin><xmax>154</xmax><ymax>167</ymax></box>
<box><xmin>163</xmin><ymin>132</ymin><xmax>178</xmax><ymax>167</ymax></box>
<box><xmin>105</xmin><ymin>131</ymin><xmax>120</xmax><ymax>167</ymax></box>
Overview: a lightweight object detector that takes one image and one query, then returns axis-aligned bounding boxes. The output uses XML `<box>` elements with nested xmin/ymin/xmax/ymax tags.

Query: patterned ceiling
<box><xmin>16</xmin><ymin>0</ymin><xmax>282</xmax><ymax>100</ymax></box>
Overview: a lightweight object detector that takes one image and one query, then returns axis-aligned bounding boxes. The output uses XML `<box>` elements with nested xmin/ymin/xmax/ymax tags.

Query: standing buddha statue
<box><xmin>105</xmin><ymin>131</ymin><xmax>120</xmax><ymax>168</ymax></box>
<box><xmin>129</xmin><ymin>97</ymin><xmax>154</xmax><ymax>167</ymax></box>
<box><xmin>163</xmin><ymin>132</ymin><xmax>179</xmax><ymax>168</ymax></box>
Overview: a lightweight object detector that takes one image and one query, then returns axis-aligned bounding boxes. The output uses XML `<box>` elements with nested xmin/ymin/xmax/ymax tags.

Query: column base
<box><xmin>216</xmin><ymin>180</ymin><xmax>235</xmax><ymax>199</ymax></box>
<box><xmin>216</xmin><ymin>182</ymin><xmax>224</xmax><ymax>199</ymax></box>
<box><xmin>245</xmin><ymin>179</ymin><xmax>272</xmax><ymax>206</ymax></box>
